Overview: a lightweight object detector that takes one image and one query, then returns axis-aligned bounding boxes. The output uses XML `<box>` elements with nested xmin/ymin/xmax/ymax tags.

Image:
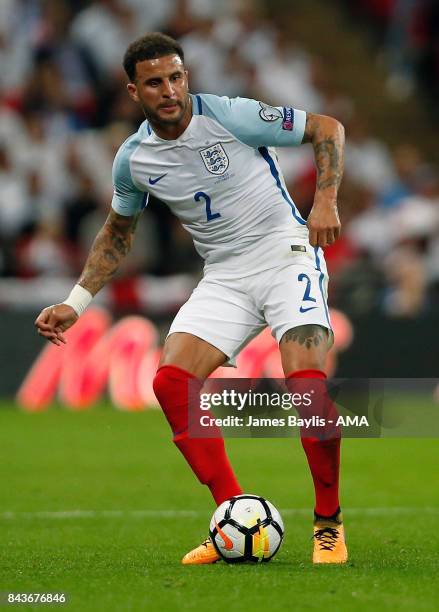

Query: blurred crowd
<box><xmin>0</xmin><ymin>0</ymin><xmax>438</xmax><ymax>318</ymax></box>
<box><xmin>341</xmin><ymin>0</ymin><xmax>439</xmax><ymax>111</ymax></box>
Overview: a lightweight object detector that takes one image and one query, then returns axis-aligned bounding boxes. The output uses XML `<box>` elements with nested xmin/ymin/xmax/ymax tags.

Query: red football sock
<box><xmin>286</xmin><ymin>369</ymin><xmax>341</xmax><ymax>517</ymax></box>
<box><xmin>153</xmin><ymin>365</ymin><xmax>242</xmax><ymax>505</ymax></box>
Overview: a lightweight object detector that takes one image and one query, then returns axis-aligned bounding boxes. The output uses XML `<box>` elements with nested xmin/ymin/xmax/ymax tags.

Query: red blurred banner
<box><xmin>17</xmin><ymin>308</ymin><xmax>353</xmax><ymax>411</ymax></box>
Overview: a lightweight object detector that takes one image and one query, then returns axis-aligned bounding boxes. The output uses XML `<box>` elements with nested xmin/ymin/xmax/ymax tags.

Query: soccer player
<box><xmin>35</xmin><ymin>33</ymin><xmax>347</xmax><ymax>565</ymax></box>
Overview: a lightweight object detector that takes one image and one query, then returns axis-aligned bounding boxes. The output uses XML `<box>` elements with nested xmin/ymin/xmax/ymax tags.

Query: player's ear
<box><xmin>127</xmin><ymin>82</ymin><xmax>139</xmax><ymax>102</ymax></box>
<box><xmin>184</xmin><ymin>70</ymin><xmax>189</xmax><ymax>86</ymax></box>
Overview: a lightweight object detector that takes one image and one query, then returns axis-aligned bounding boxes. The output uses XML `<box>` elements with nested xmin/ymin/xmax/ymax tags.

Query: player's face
<box><xmin>127</xmin><ymin>54</ymin><xmax>190</xmax><ymax>126</ymax></box>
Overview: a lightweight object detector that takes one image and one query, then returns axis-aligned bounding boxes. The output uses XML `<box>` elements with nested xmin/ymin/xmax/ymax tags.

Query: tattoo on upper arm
<box><xmin>302</xmin><ymin>113</ymin><xmax>316</xmax><ymax>144</ymax></box>
<box><xmin>130</xmin><ymin>211</ymin><xmax>142</xmax><ymax>234</ymax></box>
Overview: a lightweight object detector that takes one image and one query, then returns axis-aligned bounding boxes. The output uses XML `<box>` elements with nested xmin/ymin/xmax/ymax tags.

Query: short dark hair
<box><xmin>123</xmin><ymin>32</ymin><xmax>184</xmax><ymax>81</ymax></box>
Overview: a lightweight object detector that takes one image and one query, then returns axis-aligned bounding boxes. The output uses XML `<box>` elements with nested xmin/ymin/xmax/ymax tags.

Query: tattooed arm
<box><xmin>35</xmin><ymin>210</ymin><xmax>140</xmax><ymax>344</ymax></box>
<box><xmin>302</xmin><ymin>113</ymin><xmax>345</xmax><ymax>248</ymax></box>
<box><xmin>77</xmin><ymin>210</ymin><xmax>139</xmax><ymax>295</ymax></box>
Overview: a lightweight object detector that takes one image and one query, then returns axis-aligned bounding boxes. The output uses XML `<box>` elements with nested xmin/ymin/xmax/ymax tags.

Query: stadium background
<box><xmin>0</xmin><ymin>1</ymin><xmax>438</xmax><ymax>610</ymax></box>
<box><xmin>0</xmin><ymin>0</ymin><xmax>439</xmax><ymax>392</ymax></box>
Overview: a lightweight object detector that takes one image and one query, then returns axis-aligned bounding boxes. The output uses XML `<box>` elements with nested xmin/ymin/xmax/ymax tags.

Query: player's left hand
<box><xmin>307</xmin><ymin>198</ymin><xmax>341</xmax><ymax>248</ymax></box>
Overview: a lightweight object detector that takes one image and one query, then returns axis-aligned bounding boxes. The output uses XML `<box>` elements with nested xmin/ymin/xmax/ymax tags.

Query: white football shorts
<box><xmin>168</xmin><ymin>234</ymin><xmax>333</xmax><ymax>366</ymax></box>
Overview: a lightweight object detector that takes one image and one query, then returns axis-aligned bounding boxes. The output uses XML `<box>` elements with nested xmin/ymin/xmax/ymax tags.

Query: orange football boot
<box><xmin>181</xmin><ymin>538</ymin><xmax>221</xmax><ymax>565</ymax></box>
<box><xmin>313</xmin><ymin>511</ymin><xmax>348</xmax><ymax>564</ymax></box>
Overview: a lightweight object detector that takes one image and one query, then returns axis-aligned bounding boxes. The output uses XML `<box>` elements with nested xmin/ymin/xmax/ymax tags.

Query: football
<box><xmin>209</xmin><ymin>494</ymin><xmax>284</xmax><ymax>563</ymax></box>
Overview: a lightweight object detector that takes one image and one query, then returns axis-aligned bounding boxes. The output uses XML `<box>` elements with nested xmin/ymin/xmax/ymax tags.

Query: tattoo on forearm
<box><xmin>303</xmin><ymin>114</ymin><xmax>345</xmax><ymax>192</ymax></box>
<box><xmin>314</xmin><ymin>138</ymin><xmax>342</xmax><ymax>190</ymax></box>
<box><xmin>77</xmin><ymin>211</ymin><xmax>136</xmax><ymax>296</ymax></box>
<box><xmin>111</xmin><ymin>234</ymin><xmax>130</xmax><ymax>256</ymax></box>
<box><xmin>103</xmin><ymin>248</ymin><xmax>119</xmax><ymax>264</ymax></box>
<box><xmin>281</xmin><ymin>325</ymin><xmax>327</xmax><ymax>349</ymax></box>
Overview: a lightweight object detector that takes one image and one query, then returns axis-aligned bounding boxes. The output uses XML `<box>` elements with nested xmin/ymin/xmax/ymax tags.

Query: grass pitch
<box><xmin>0</xmin><ymin>402</ymin><xmax>438</xmax><ymax>611</ymax></box>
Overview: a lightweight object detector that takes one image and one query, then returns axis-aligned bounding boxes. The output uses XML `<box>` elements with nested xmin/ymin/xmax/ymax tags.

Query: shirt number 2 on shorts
<box><xmin>298</xmin><ymin>273</ymin><xmax>318</xmax><ymax>313</ymax></box>
<box><xmin>194</xmin><ymin>191</ymin><xmax>221</xmax><ymax>222</ymax></box>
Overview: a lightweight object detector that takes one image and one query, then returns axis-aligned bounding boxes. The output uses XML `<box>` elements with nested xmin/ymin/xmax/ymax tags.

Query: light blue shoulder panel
<box><xmin>111</xmin><ymin>122</ymin><xmax>149</xmax><ymax>216</ymax></box>
<box><xmin>193</xmin><ymin>93</ymin><xmax>306</xmax><ymax>148</ymax></box>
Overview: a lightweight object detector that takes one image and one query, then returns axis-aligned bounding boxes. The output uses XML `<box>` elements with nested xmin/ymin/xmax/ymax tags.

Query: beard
<box><xmin>140</xmin><ymin>96</ymin><xmax>188</xmax><ymax>126</ymax></box>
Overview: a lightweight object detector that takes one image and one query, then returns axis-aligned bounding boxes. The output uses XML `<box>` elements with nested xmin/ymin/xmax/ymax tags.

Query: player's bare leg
<box><xmin>280</xmin><ymin>324</ymin><xmax>348</xmax><ymax>564</ymax></box>
<box><xmin>158</xmin><ymin>332</ymin><xmax>227</xmax><ymax>378</ymax></box>
<box><xmin>153</xmin><ymin>332</ymin><xmax>242</xmax><ymax>564</ymax></box>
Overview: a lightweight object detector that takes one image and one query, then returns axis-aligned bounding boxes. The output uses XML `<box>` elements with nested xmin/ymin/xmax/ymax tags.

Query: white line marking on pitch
<box><xmin>0</xmin><ymin>507</ymin><xmax>438</xmax><ymax>520</ymax></box>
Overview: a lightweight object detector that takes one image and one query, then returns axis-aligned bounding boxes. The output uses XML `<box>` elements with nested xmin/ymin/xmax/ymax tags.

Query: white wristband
<box><xmin>62</xmin><ymin>284</ymin><xmax>93</xmax><ymax>316</ymax></box>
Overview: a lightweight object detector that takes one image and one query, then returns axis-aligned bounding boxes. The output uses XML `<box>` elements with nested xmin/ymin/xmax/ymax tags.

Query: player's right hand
<box><xmin>34</xmin><ymin>304</ymin><xmax>79</xmax><ymax>346</ymax></box>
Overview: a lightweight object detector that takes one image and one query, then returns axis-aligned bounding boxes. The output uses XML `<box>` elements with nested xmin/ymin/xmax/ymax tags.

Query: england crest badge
<box><xmin>199</xmin><ymin>143</ymin><xmax>229</xmax><ymax>175</ymax></box>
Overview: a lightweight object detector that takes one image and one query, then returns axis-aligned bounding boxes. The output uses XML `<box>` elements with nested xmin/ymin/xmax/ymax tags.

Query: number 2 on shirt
<box><xmin>194</xmin><ymin>191</ymin><xmax>221</xmax><ymax>222</ymax></box>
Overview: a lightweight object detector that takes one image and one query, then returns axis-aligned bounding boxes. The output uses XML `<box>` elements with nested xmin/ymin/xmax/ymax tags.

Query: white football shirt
<box><xmin>111</xmin><ymin>94</ymin><xmax>308</xmax><ymax>264</ymax></box>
